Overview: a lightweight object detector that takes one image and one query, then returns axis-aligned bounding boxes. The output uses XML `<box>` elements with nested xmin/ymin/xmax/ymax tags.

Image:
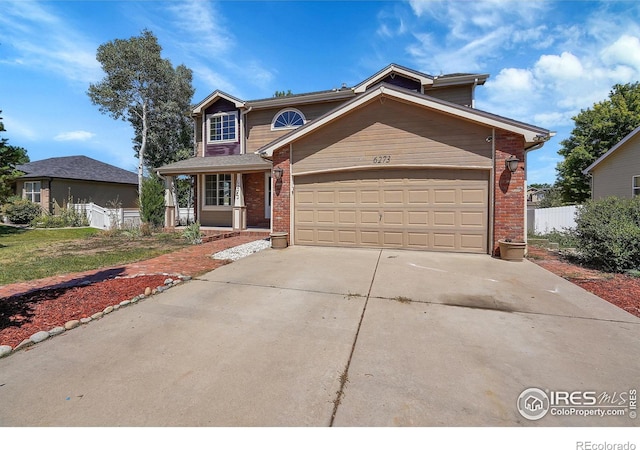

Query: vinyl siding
<box><xmin>291</xmin><ymin>98</ymin><xmax>493</xmax><ymax>174</ymax></box>
<box><xmin>246</xmin><ymin>101</ymin><xmax>346</xmax><ymax>153</ymax></box>
<box><xmin>591</xmin><ymin>135</ymin><xmax>640</xmax><ymax>200</ymax></box>
<box><xmin>199</xmin><ymin>209</ymin><xmax>232</xmax><ymax>227</ymax></box>
<box><xmin>425</xmin><ymin>85</ymin><xmax>473</xmax><ymax>107</ymax></box>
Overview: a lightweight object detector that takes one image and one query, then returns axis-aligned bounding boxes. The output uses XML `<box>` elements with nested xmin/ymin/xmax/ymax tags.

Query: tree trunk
<box><xmin>138</xmin><ymin>102</ymin><xmax>147</xmax><ymax>203</ymax></box>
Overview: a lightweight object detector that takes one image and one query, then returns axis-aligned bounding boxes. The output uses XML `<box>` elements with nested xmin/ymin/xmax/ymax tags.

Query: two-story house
<box><xmin>157</xmin><ymin>64</ymin><xmax>553</xmax><ymax>256</ymax></box>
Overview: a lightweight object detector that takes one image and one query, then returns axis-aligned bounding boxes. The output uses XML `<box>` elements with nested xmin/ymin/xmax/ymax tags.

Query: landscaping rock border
<box><xmin>0</xmin><ymin>274</ymin><xmax>192</xmax><ymax>359</ymax></box>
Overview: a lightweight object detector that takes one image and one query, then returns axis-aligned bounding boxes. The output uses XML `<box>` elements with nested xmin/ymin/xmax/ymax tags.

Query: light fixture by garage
<box><xmin>273</xmin><ymin>167</ymin><xmax>284</xmax><ymax>180</ymax></box>
<box><xmin>505</xmin><ymin>155</ymin><xmax>519</xmax><ymax>173</ymax></box>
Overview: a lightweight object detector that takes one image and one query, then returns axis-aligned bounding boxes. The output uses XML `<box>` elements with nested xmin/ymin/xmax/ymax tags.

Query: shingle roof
<box><xmin>156</xmin><ymin>154</ymin><xmax>271</xmax><ymax>175</ymax></box>
<box><xmin>16</xmin><ymin>155</ymin><xmax>138</xmax><ymax>185</ymax></box>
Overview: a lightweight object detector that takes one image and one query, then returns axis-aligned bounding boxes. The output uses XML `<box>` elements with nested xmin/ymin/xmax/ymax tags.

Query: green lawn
<box><xmin>0</xmin><ymin>225</ymin><xmax>189</xmax><ymax>285</ymax></box>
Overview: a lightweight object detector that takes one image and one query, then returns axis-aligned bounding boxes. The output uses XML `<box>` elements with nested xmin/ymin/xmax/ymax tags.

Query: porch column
<box><xmin>164</xmin><ymin>175</ymin><xmax>176</xmax><ymax>228</ymax></box>
<box><xmin>232</xmin><ymin>173</ymin><xmax>247</xmax><ymax>230</ymax></box>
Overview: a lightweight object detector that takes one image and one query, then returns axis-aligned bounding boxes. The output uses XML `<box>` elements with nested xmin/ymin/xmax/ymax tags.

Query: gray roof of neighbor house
<box><xmin>16</xmin><ymin>155</ymin><xmax>138</xmax><ymax>185</ymax></box>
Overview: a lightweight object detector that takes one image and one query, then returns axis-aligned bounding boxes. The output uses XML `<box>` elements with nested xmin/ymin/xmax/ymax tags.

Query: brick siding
<box><xmin>244</xmin><ymin>172</ymin><xmax>269</xmax><ymax>228</ymax></box>
<box><xmin>493</xmin><ymin>129</ymin><xmax>526</xmax><ymax>256</ymax></box>
<box><xmin>272</xmin><ymin>147</ymin><xmax>290</xmax><ymax>243</ymax></box>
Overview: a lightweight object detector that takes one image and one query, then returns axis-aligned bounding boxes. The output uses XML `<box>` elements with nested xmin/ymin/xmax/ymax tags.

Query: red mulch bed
<box><xmin>0</xmin><ymin>275</ymin><xmax>168</xmax><ymax>348</ymax></box>
<box><xmin>528</xmin><ymin>246</ymin><xmax>640</xmax><ymax>318</ymax></box>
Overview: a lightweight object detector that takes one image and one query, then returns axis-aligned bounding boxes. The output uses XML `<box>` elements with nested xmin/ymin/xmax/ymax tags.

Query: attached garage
<box><xmin>260</xmin><ymin>82</ymin><xmax>552</xmax><ymax>256</ymax></box>
<box><xmin>294</xmin><ymin>169</ymin><xmax>489</xmax><ymax>253</ymax></box>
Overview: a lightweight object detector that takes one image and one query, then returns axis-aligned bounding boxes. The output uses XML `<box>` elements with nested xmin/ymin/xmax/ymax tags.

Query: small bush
<box><xmin>140</xmin><ymin>174</ymin><xmax>165</xmax><ymax>227</ymax></box>
<box><xmin>574</xmin><ymin>196</ymin><xmax>640</xmax><ymax>272</ymax></box>
<box><xmin>182</xmin><ymin>222</ymin><xmax>202</xmax><ymax>245</ymax></box>
<box><xmin>2</xmin><ymin>197</ymin><xmax>42</xmax><ymax>224</ymax></box>
<box><xmin>31</xmin><ymin>202</ymin><xmax>89</xmax><ymax>228</ymax></box>
<box><xmin>528</xmin><ymin>229</ymin><xmax>578</xmax><ymax>248</ymax></box>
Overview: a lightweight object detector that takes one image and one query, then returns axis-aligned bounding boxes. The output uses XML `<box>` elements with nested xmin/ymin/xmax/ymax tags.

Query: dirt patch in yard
<box><xmin>527</xmin><ymin>246</ymin><xmax>640</xmax><ymax>318</ymax></box>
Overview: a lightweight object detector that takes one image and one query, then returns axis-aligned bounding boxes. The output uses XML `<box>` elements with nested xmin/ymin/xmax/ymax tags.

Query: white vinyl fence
<box><xmin>527</xmin><ymin>205</ymin><xmax>580</xmax><ymax>234</ymax></box>
<box><xmin>73</xmin><ymin>203</ymin><xmax>194</xmax><ymax>229</ymax></box>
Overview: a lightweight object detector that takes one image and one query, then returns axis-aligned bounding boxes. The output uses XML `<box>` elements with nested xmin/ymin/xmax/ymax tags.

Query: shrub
<box><xmin>140</xmin><ymin>174</ymin><xmax>165</xmax><ymax>227</ymax></box>
<box><xmin>182</xmin><ymin>221</ymin><xmax>202</xmax><ymax>245</ymax></box>
<box><xmin>31</xmin><ymin>202</ymin><xmax>89</xmax><ymax>228</ymax></box>
<box><xmin>574</xmin><ymin>196</ymin><xmax>640</xmax><ymax>272</ymax></box>
<box><xmin>2</xmin><ymin>197</ymin><xmax>42</xmax><ymax>224</ymax></box>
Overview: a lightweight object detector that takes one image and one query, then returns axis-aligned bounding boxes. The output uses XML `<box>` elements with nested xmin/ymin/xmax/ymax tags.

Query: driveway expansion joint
<box><xmin>329</xmin><ymin>249</ymin><xmax>383</xmax><ymax>427</ymax></box>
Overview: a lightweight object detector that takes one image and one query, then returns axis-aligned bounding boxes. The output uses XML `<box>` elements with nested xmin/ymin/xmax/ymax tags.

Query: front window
<box><xmin>207</xmin><ymin>112</ymin><xmax>237</xmax><ymax>143</ymax></box>
<box><xmin>24</xmin><ymin>181</ymin><xmax>41</xmax><ymax>203</ymax></box>
<box><xmin>204</xmin><ymin>174</ymin><xmax>232</xmax><ymax>206</ymax></box>
<box><xmin>634</xmin><ymin>175</ymin><xmax>640</xmax><ymax>197</ymax></box>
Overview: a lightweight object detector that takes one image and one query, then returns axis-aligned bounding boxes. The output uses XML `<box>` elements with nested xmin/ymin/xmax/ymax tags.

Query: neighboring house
<box><xmin>527</xmin><ymin>187</ymin><xmax>546</xmax><ymax>206</ymax></box>
<box><xmin>15</xmin><ymin>155</ymin><xmax>138</xmax><ymax>213</ymax></box>
<box><xmin>157</xmin><ymin>64</ymin><xmax>553</xmax><ymax>255</ymax></box>
<box><xmin>583</xmin><ymin>126</ymin><xmax>640</xmax><ymax>200</ymax></box>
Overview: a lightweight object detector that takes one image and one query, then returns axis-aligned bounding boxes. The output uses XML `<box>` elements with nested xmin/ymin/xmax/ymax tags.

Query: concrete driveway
<box><xmin>1</xmin><ymin>246</ymin><xmax>639</xmax><ymax>426</ymax></box>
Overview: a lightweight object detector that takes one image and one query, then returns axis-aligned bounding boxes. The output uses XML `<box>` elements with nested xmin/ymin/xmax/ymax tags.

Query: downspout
<box><xmin>471</xmin><ymin>78</ymin><xmax>478</xmax><ymax>108</ymax></box>
<box><xmin>240</xmin><ymin>106</ymin><xmax>253</xmax><ymax>155</ymax></box>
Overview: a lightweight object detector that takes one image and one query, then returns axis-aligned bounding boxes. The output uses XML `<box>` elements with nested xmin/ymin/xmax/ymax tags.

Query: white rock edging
<box><xmin>0</xmin><ymin>274</ymin><xmax>192</xmax><ymax>359</ymax></box>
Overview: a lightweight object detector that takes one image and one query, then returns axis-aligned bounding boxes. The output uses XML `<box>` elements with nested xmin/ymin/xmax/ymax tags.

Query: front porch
<box><xmin>156</xmin><ymin>154</ymin><xmax>273</xmax><ymax>231</ymax></box>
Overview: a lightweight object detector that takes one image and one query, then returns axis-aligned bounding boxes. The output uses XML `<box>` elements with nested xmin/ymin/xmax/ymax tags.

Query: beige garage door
<box><xmin>294</xmin><ymin>169</ymin><xmax>488</xmax><ymax>253</ymax></box>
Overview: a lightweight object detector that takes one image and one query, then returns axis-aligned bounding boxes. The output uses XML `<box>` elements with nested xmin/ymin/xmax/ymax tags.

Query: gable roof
<box><xmin>192</xmin><ymin>90</ymin><xmax>246</xmax><ymax>115</ymax></box>
<box><xmin>17</xmin><ymin>156</ymin><xmax>138</xmax><ymax>185</ymax></box>
<box><xmin>256</xmin><ymin>83</ymin><xmax>553</xmax><ymax>157</ymax></box>
<box><xmin>583</xmin><ymin>125</ymin><xmax>640</xmax><ymax>174</ymax></box>
<box><xmin>352</xmin><ymin>63</ymin><xmax>489</xmax><ymax>94</ymax></box>
<box><xmin>353</xmin><ymin>63</ymin><xmax>435</xmax><ymax>93</ymax></box>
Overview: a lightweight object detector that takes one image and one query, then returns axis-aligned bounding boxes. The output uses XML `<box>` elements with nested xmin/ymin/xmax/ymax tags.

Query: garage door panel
<box><xmin>434</xmin><ymin>190</ymin><xmax>456</xmax><ymax>204</ymax></box>
<box><xmin>382</xmin><ymin>231</ymin><xmax>403</xmax><ymax>246</ymax></box>
<box><xmin>360</xmin><ymin>210</ymin><xmax>380</xmax><ymax>226</ymax></box>
<box><xmin>294</xmin><ymin>169</ymin><xmax>488</xmax><ymax>253</ymax></box>
<box><xmin>408</xmin><ymin>211</ymin><xmax>428</xmax><ymax>225</ymax></box>
<box><xmin>460</xmin><ymin>234</ymin><xmax>485</xmax><ymax>252</ymax></box>
<box><xmin>407</xmin><ymin>232</ymin><xmax>429</xmax><ymax>247</ymax></box>
<box><xmin>461</xmin><ymin>189</ymin><xmax>485</xmax><ymax>204</ymax></box>
<box><xmin>433</xmin><ymin>211</ymin><xmax>455</xmax><ymax>226</ymax></box>
<box><xmin>382</xmin><ymin>211</ymin><xmax>403</xmax><ymax>225</ymax></box>
<box><xmin>360</xmin><ymin>191</ymin><xmax>380</xmax><ymax>204</ymax></box>
<box><xmin>318</xmin><ymin>229</ymin><xmax>337</xmax><ymax>244</ymax></box>
<box><xmin>359</xmin><ymin>230</ymin><xmax>380</xmax><ymax>245</ymax></box>
<box><xmin>317</xmin><ymin>210</ymin><xmax>336</xmax><ymax>224</ymax></box>
<box><xmin>461</xmin><ymin>211</ymin><xmax>484</xmax><ymax>227</ymax></box>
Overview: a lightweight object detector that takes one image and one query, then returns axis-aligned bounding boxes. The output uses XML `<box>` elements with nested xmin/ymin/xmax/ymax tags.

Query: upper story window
<box><xmin>633</xmin><ymin>175</ymin><xmax>640</xmax><ymax>197</ymax></box>
<box><xmin>24</xmin><ymin>181</ymin><xmax>41</xmax><ymax>203</ymax></box>
<box><xmin>207</xmin><ymin>111</ymin><xmax>237</xmax><ymax>143</ymax></box>
<box><xmin>271</xmin><ymin>108</ymin><xmax>305</xmax><ymax>131</ymax></box>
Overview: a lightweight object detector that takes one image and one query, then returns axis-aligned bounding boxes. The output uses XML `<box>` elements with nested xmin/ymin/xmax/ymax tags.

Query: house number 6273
<box><xmin>373</xmin><ymin>155</ymin><xmax>391</xmax><ymax>164</ymax></box>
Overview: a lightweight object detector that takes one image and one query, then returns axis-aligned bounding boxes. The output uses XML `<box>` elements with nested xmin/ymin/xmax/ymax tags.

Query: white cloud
<box><xmin>0</xmin><ymin>2</ymin><xmax>102</xmax><ymax>84</ymax></box>
<box><xmin>54</xmin><ymin>131</ymin><xmax>95</xmax><ymax>142</ymax></box>
<box><xmin>601</xmin><ymin>34</ymin><xmax>640</xmax><ymax>73</ymax></box>
<box><xmin>534</xmin><ymin>52</ymin><xmax>584</xmax><ymax>80</ymax></box>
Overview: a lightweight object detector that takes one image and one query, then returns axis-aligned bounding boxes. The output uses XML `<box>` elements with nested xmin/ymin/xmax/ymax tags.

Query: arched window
<box><xmin>271</xmin><ymin>108</ymin><xmax>306</xmax><ymax>130</ymax></box>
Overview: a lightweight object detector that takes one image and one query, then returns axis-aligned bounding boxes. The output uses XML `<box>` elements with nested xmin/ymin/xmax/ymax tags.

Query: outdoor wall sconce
<box><xmin>273</xmin><ymin>167</ymin><xmax>284</xmax><ymax>180</ymax></box>
<box><xmin>505</xmin><ymin>155</ymin><xmax>520</xmax><ymax>173</ymax></box>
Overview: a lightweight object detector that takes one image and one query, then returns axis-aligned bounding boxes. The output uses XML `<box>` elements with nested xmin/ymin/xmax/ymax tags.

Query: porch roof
<box><xmin>156</xmin><ymin>154</ymin><xmax>272</xmax><ymax>176</ymax></box>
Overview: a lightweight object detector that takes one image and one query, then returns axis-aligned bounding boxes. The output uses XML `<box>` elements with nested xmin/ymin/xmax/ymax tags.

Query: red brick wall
<box><xmin>493</xmin><ymin>129</ymin><xmax>526</xmax><ymax>256</ymax></box>
<box><xmin>272</xmin><ymin>147</ymin><xmax>290</xmax><ymax>241</ymax></box>
<box><xmin>244</xmin><ymin>172</ymin><xmax>269</xmax><ymax>228</ymax></box>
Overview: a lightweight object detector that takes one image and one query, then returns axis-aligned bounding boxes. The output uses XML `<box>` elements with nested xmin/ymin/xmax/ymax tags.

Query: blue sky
<box><xmin>2</xmin><ymin>0</ymin><xmax>640</xmax><ymax>185</ymax></box>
